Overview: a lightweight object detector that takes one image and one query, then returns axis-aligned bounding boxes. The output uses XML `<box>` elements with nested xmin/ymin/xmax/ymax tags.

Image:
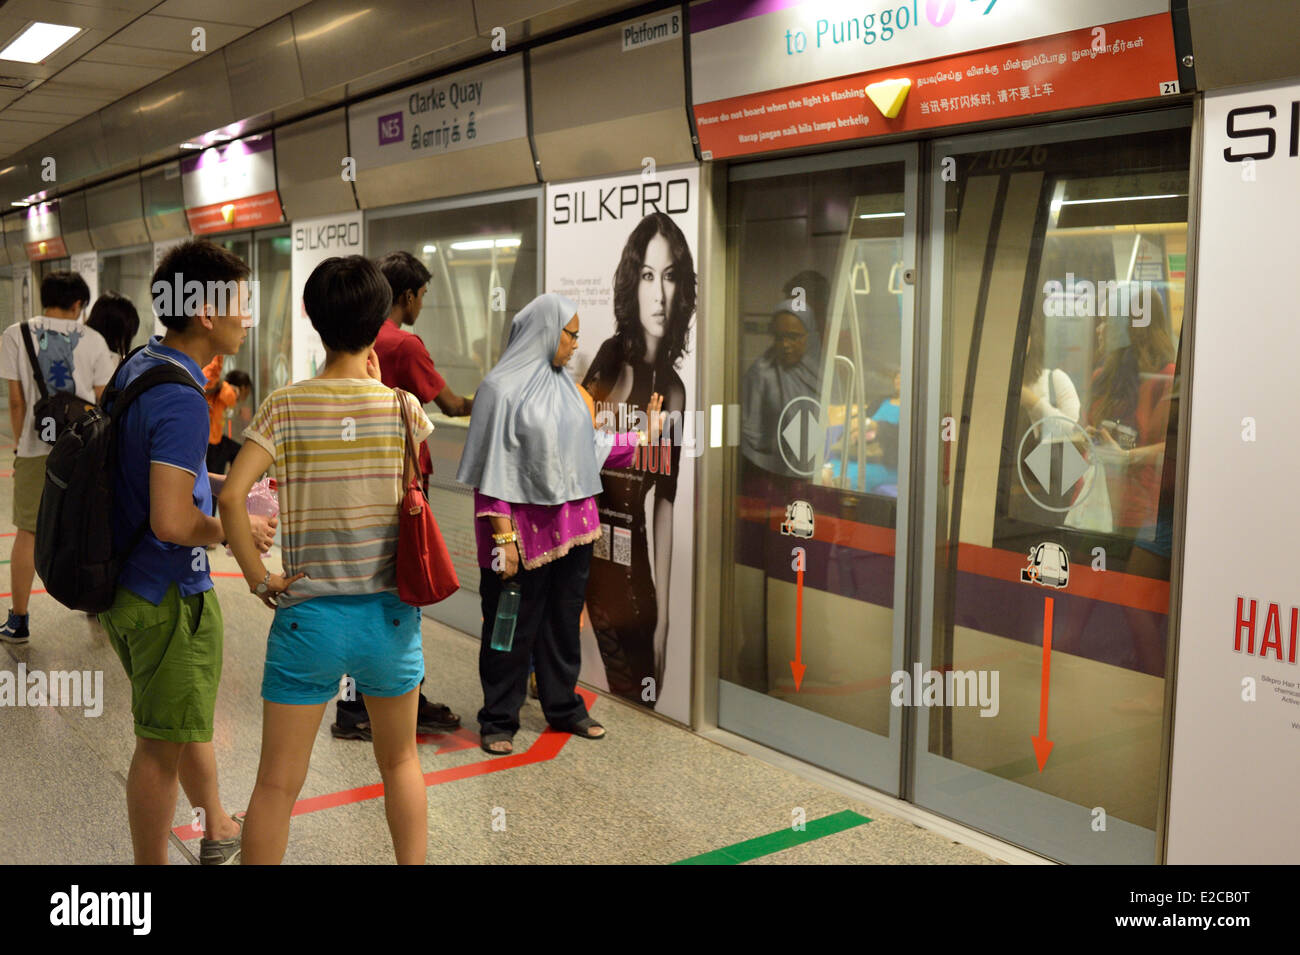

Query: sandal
<box><xmin>556</xmin><ymin>717</ymin><xmax>606</xmax><ymax>740</ymax></box>
<box><xmin>480</xmin><ymin>733</ymin><xmax>514</xmax><ymax>755</ymax></box>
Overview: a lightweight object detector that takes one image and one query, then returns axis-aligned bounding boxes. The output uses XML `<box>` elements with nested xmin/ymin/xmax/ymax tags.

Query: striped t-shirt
<box><xmin>243</xmin><ymin>378</ymin><xmax>433</xmax><ymax>606</ymax></box>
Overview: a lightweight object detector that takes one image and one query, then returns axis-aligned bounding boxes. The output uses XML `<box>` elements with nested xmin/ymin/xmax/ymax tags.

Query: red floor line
<box><xmin>172</xmin><ymin>689</ymin><xmax>595</xmax><ymax>842</ymax></box>
<box><xmin>0</xmin><ymin>589</ymin><xmax>45</xmax><ymax>598</ymax></box>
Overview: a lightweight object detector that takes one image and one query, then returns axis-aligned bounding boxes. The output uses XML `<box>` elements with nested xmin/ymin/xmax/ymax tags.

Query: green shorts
<box><xmin>99</xmin><ymin>584</ymin><xmax>224</xmax><ymax>743</ymax></box>
<box><xmin>12</xmin><ymin>454</ymin><xmax>47</xmax><ymax>534</ymax></box>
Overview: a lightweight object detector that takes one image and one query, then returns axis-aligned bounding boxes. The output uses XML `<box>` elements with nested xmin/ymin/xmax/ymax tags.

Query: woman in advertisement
<box><xmin>581</xmin><ymin>212</ymin><xmax>697</xmax><ymax>705</ymax></box>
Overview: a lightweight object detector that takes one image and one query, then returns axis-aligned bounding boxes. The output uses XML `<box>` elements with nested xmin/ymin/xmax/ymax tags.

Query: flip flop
<box><xmin>556</xmin><ymin>718</ymin><xmax>606</xmax><ymax>740</ymax></box>
<box><xmin>480</xmin><ymin>733</ymin><xmax>514</xmax><ymax>755</ymax></box>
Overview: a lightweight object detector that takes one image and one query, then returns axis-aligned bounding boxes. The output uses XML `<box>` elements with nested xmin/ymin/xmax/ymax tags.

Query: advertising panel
<box><xmin>691</xmin><ymin>1</ymin><xmax>1178</xmax><ymax>159</ymax></box>
<box><xmin>1166</xmin><ymin>80</ymin><xmax>1300</xmax><ymax>864</ymax></box>
<box><xmin>290</xmin><ymin>212</ymin><xmax>364</xmax><ymax>383</ymax></box>
<box><xmin>545</xmin><ymin>165</ymin><xmax>700</xmax><ymax>724</ymax></box>
<box><xmin>181</xmin><ymin>135</ymin><xmax>283</xmax><ymax>235</ymax></box>
<box><xmin>347</xmin><ymin>55</ymin><xmax>527</xmax><ymax>171</ymax></box>
<box><xmin>23</xmin><ymin>201</ymin><xmax>66</xmax><ymax>261</ymax></box>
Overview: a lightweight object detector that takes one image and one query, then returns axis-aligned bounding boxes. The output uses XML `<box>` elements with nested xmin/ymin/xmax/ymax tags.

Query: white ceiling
<box><xmin>0</xmin><ymin>0</ymin><xmax>314</xmax><ymax>160</ymax></box>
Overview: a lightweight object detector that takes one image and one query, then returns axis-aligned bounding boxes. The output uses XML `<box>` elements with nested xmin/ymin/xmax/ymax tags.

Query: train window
<box><xmin>722</xmin><ymin>155</ymin><xmax>911</xmax><ymax>746</ymax></box>
<box><xmin>919</xmin><ymin>118</ymin><xmax>1190</xmax><ymax>861</ymax></box>
<box><xmin>996</xmin><ymin>167</ymin><xmax>1187</xmax><ymax>574</ymax></box>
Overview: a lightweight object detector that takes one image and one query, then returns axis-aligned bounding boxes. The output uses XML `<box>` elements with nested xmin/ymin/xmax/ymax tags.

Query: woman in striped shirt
<box><xmin>219</xmin><ymin>256</ymin><xmax>433</xmax><ymax>865</ymax></box>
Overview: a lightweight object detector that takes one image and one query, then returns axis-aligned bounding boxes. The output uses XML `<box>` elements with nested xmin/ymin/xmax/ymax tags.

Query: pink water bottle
<box><xmin>246</xmin><ymin>477</ymin><xmax>279</xmax><ymax>557</ymax></box>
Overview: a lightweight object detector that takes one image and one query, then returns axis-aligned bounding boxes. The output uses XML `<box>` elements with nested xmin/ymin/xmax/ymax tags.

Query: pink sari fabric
<box><xmin>473</xmin><ymin>434</ymin><xmax>638</xmax><ymax>570</ymax></box>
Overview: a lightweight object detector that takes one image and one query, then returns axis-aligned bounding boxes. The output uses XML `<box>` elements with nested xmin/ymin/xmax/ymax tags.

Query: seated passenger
<box><xmin>219</xmin><ymin>255</ymin><xmax>432</xmax><ymax>864</ymax></box>
<box><xmin>456</xmin><ymin>293</ymin><xmax>658</xmax><ymax>755</ymax></box>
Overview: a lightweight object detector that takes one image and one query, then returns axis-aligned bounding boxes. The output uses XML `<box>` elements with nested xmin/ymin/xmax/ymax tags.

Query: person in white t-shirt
<box><xmin>1019</xmin><ymin>320</ymin><xmax>1081</xmax><ymax>437</ymax></box>
<box><xmin>0</xmin><ymin>271</ymin><xmax>116</xmax><ymax>643</ymax></box>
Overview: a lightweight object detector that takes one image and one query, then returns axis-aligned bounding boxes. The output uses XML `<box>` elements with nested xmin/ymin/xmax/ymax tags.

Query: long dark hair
<box><xmin>86</xmin><ymin>291</ymin><xmax>140</xmax><ymax>357</ymax></box>
<box><xmin>610</xmin><ymin>212</ymin><xmax>696</xmax><ymax>370</ymax></box>
<box><xmin>1091</xmin><ymin>289</ymin><xmax>1176</xmax><ymax>425</ymax></box>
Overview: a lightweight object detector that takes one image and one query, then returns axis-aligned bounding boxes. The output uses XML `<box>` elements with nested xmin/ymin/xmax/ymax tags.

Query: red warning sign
<box><xmin>693</xmin><ymin>14</ymin><xmax>1178</xmax><ymax>160</ymax></box>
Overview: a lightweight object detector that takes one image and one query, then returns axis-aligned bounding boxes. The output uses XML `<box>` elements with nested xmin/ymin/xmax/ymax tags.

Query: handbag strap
<box><xmin>394</xmin><ymin>388</ymin><xmax>419</xmax><ymax>489</ymax></box>
<box><xmin>19</xmin><ymin>322</ymin><xmax>49</xmax><ymax>401</ymax></box>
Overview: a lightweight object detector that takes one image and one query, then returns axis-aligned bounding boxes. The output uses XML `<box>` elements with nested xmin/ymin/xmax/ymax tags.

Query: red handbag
<box><xmin>395</xmin><ymin>390</ymin><xmax>459</xmax><ymax>606</ymax></box>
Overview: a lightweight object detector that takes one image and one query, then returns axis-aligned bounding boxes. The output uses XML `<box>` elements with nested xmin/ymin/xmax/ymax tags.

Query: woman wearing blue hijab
<box><xmin>457</xmin><ymin>293</ymin><xmax>663</xmax><ymax>754</ymax></box>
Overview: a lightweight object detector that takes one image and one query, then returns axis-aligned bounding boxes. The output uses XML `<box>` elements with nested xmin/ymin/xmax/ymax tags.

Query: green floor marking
<box><xmin>672</xmin><ymin>810</ymin><xmax>871</xmax><ymax>865</ymax></box>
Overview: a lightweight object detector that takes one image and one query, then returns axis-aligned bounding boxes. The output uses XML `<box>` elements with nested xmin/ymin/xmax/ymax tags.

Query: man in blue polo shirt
<box><xmin>99</xmin><ymin>239</ymin><xmax>275</xmax><ymax>865</ymax></box>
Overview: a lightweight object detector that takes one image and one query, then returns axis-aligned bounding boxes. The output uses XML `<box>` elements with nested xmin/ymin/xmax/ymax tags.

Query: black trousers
<box><xmin>477</xmin><ymin>543</ymin><xmax>593</xmax><ymax>738</ymax></box>
<box><xmin>206</xmin><ymin>436</ymin><xmax>241</xmax><ymax>475</ymax></box>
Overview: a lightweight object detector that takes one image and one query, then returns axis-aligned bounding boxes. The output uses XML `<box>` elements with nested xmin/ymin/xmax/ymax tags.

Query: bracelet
<box><xmin>492</xmin><ymin>531</ymin><xmax>518</xmax><ymax>544</ymax></box>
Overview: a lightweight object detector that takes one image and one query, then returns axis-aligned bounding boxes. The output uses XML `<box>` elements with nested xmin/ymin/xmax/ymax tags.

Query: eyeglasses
<box><xmin>562</xmin><ymin>328</ymin><xmax>579</xmax><ymax>343</ymax></box>
<box><xmin>774</xmin><ymin>331</ymin><xmax>806</xmax><ymax>344</ymax></box>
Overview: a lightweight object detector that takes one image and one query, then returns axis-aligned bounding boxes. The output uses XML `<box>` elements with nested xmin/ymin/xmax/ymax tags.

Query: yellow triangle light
<box><xmin>866</xmin><ymin>78</ymin><xmax>911</xmax><ymax>119</ymax></box>
<box><xmin>221</xmin><ymin>203</ymin><xmax>236</xmax><ymax>224</ymax></box>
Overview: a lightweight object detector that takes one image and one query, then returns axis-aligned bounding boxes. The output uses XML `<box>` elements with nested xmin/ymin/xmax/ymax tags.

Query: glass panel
<box><xmin>919</xmin><ymin>120</ymin><xmax>1189</xmax><ymax>863</ymax></box>
<box><xmin>720</xmin><ymin>155</ymin><xmax>911</xmax><ymax>789</ymax></box>
<box><xmin>98</xmin><ymin>248</ymin><xmax>155</xmax><ymax>351</ymax></box>
<box><xmin>254</xmin><ymin>231</ymin><xmax>292</xmax><ymax>410</ymax></box>
<box><xmin>366</xmin><ymin>197</ymin><xmax>540</xmax><ymax>594</ymax></box>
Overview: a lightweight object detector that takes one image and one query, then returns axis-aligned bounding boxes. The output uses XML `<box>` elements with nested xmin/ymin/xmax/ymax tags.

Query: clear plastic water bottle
<box><xmin>245</xmin><ymin>477</ymin><xmax>279</xmax><ymax>557</ymax></box>
<box><xmin>490</xmin><ymin>582</ymin><xmax>522</xmax><ymax>652</ymax></box>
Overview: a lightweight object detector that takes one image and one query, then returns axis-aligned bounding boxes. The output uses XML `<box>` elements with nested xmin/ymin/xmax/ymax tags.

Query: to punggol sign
<box><xmin>689</xmin><ymin>0</ymin><xmax>1177</xmax><ymax>159</ymax></box>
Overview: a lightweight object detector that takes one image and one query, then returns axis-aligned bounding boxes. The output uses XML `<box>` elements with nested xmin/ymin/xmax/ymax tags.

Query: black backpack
<box><xmin>20</xmin><ymin>321</ymin><xmax>95</xmax><ymax>445</ymax></box>
<box><xmin>35</xmin><ymin>347</ymin><xmax>205</xmax><ymax>613</ymax></box>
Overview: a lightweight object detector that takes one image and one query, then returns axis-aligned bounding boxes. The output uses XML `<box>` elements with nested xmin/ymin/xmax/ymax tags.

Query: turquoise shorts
<box><xmin>262</xmin><ymin>592</ymin><xmax>424</xmax><ymax>705</ymax></box>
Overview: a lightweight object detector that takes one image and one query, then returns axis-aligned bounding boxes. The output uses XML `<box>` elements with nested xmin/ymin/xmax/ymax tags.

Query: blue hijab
<box><xmin>456</xmin><ymin>293</ymin><xmax>613</xmax><ymax>504</ymax></box>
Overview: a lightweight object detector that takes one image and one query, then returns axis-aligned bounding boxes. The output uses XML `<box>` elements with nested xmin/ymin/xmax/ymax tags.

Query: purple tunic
<box><xmin>474</xmin><ymin>433</ymin><xmax>639</xmax><ymax>570</ymax></box>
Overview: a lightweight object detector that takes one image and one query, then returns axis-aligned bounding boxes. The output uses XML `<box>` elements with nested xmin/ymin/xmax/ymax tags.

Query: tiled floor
<box><xmin>0</xmin><ymin>443</ymin><xmax>997</xmax><ymax>865</ymax></box>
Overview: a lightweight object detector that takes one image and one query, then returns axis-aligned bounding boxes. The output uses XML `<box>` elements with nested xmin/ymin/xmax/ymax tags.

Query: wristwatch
<box><xmin>253</xmin><ymin>571</ymin><xmax>271</xmax><ymax>596</ymax></box>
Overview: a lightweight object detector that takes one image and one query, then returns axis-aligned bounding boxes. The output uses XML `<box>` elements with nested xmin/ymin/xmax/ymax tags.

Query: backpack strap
<box><xmin>19</xmin><ymin>321</ymin><xmax>49</xmax><ymax>401</ymax></box>
<box><xmin>105</xmin><ymin>363</ymin><xmax>204</xmax><ymax>421</ymax></box>
<box><xmin>104</xmin><ymin>361</ymin><xmax>207</xmax><ymax>557</ymax></box>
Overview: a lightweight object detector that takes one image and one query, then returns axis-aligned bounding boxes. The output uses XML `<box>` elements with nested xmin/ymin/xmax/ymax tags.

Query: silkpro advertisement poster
<box><xmin>544</xmin><ymin>164</ymin><xmax>700</xmax><ymax>725</ymax></box>
<box><xmin>290</xmin><ymin>211</ymin><xmax>364</xmax><ymax>383</ymax></box>
<box><xmin>1166</xmin><ymin>80</ymin><xmax>1300</xmax><ymax>863</ymax></box>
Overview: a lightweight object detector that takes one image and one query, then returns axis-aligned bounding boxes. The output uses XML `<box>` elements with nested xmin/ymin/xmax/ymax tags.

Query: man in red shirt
<box><xmin>332</xmin><ymin>250</ymin><xmax>474</xmax><ymax>740</ymax></box>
